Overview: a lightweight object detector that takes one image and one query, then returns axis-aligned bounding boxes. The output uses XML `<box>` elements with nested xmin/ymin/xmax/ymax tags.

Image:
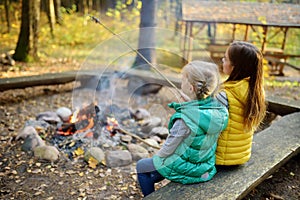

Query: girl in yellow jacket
<box><xmin>216</xmin><ymin>41</ymin><xmax>266</xmax><ymax>165</ymax></box>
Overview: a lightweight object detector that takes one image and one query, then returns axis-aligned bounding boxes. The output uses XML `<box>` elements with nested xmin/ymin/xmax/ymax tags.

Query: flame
<box><xmin>70</xmin><ymin>109</ymin><xmax>80</xmax><ymax>123</ymax></box>
<box><xmin>106</xmin><ymin>117</ymin><xmax>119</xmax><ymax>132</ymax></box>
<box><xmin>75</xmin><ymin>118</ymin><xmax>94</xmax><ymax>134</ymax></box>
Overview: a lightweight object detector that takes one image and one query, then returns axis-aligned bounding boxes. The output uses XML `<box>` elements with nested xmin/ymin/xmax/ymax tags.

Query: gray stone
<box><xmin>150</xmin><ymin>126</ymin><xmax>169</xmax><ymax>139</ymax></box>
<box><xmin>33</xmin><ymin>145</ymin><xmax>59</xmax><ymax>162</ymax></box>
<box><xmin>141</xmin><ymin>139</ymin><xmax>160</xmax><ymax>150</ymax></box>
<box><xmin>132</xmin><ymin>108</ymin><xmax>151</xmax><ymax>120</ymax></box>
<box><xmin>127</xmin><ymin>77</ymin><xmax>162</xmax><ymax>95</ymax></box>
<box><xmin>24</xmin><ymin>120</ymin><xmax>51</xmax><ymax>129</ymax></box>
<box><xmin>121</xmin><ymin>135</ymin><xmax>132</xmax><ymax>143</ymax></box>
<box><xmin>36</xmin><ymin>111</ymin><xmax>62</xmax><ymax>123</ymax></box>
<box><xmin>105</xmin><ymin>150</ymin><xmax>132</xmax><ymax>167</ymax></box>
<box><xmin>16</xmin><ymin>126</ymin><xmax>38</xmax><ymax>140</ymax></box>
<box><xmin>56</xmin><ymin>107</ymin><xmax>72</xmax><ymax>122</ymax></box>
<box><xmin>150</xmin><ymin>135</ymin><xmax>162</xmax><ymax>143</ymax></box>
<box><xmin>140</xmin><ymin>117</ymin><xmax>162</xmax><ymax>134</ymax></box>
<box><xmin>127</xmin><ymin>143</ymin><xmax>149</xmax><ymax>161</ymax></box>
<box><xmin>21</xmin><ymin>133</ymin><xmax>45</xmax><ymax>152</ymax></box>
<box><xmin>84</xmin><ymin>147</ymin><xmax>105</xmax><ymax>164</ymax></box>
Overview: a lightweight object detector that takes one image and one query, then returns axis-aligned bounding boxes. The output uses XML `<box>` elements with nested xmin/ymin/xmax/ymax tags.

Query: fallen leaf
<box><xmin>74</xmin><ymin>147</ymin><xmax>84</xmax><ymax>156</ymax></box>
<box><xmin>78</xmin><ymin>172</ymin><xmax>84</xmax><ymax>177</ymax></box>
<box><xmin>88</xmin><ymin>157</ymin><xmax>98</xmax><ymax>169</ymax></box>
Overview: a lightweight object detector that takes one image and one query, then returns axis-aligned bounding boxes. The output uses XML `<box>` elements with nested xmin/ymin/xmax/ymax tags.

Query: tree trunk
<box><xmin>45</xmin><ymin>0</ymin><xmax>56</xmax><ymax>37</ymax></box>
<box><xmin>4</xmin><ymin>0</ymin><xmax>11</xmax><ymax>33</ymax></box>
<box><xmin>93</xmin><ymin>0</ymin><xmax>100</xmax><ymax>11</ymax></box>
<box><xmin>133</xmin><ymin>0</ymin><xmax>157</xmax><ymax>70</ymax></box>
<box><xmin>54</xmin><ymin>0</ymin><xmax>63</xmax><ymax>24</ymax></box>
<box><xmin>13</xmin><ymin>0</ymin><xmax>41</xmax><ymax>62</ymax></box>
<box><xmin>128</xmin><ymin>0</ymin><xmax>161</xmax><ymax>95</ymax></box>
<box><xmin>99</xmin><ymin>0</ymin><xmax>116</xmax><ymax>16</ymax></box>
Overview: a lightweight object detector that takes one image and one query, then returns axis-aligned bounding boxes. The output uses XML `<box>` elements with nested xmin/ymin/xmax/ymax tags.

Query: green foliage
<box><xmin>105</xmin><ymin>0</ymin><xmax>141</xmax><ymax>22</ymax></box>
<box><xmin>265</xmin><ymin>79</ymin><xmax>300</xmax><ymax>88</ymax></box>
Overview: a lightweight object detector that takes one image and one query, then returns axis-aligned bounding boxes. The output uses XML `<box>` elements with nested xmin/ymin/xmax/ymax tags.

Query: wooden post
<box><xmin>232</xmin><ymin>24</ymin><xmax>236</xmax><ymax>42</ymax></box>
<box><xmin>244</xmin><ymin>25</ymin><xmax>249</xmax><ymax>41</ymax></box>
<box><xmin>261</xmin><ymin>26</ymin><xmax>268</xmax><ymax>52</ymax></box>
<box><xmin>281</xmin><ymin>27</ymin><xmax>288</xmax><ymax>51</ymax></box>
<box><xmin>187</xmin><ymin>22</ymin><xmax>194</xmax><ymax>61</ymax></box>
<box><xmin>182</xmin><ymin>21</ymin><xmax>189</xmax><ymax>61</ymax></box>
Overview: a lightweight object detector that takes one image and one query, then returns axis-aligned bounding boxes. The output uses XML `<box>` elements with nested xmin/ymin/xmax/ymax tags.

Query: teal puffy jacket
<box><xmin>153</xmin><ymin>97</ymin><xmax>228</xmax><ymax>184</ymax></box>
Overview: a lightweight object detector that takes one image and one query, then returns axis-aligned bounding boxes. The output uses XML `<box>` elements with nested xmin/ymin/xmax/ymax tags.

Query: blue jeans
<box><xmin>136</xmin><ymin>158</ymin><xmax>165</xmax><ymax>197</ymax></box>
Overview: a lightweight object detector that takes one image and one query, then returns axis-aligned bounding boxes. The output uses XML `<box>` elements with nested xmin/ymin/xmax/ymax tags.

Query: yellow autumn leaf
<box><xmin>88</xmin><ymin>157</ymin><xmax>98</xmax><ymax>169</ymax></box>
<box><xmin>101</xmin><ymin>159</ymin><xmax>106</xmax><ymax>166</ymax></box>
<box><xmin>74</xmin><ymin>147</ymin><xmax>84</xmax><ymax>156</ymax></box>
<box><xmin>120</xmin><ymin>186</ymin><xmax>128</xmax><ymax>190</ymax></box>
<box><xmin>78</xmin><ymin>172</ymin><xmax>84</xmax><ymax>177</ymax></box>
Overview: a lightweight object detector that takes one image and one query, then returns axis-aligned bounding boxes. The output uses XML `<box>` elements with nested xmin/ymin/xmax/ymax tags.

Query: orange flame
<box><xmin>70</xmin><ymin>109</ymin><xmax>80</xmax><ymax>123</ymax></box>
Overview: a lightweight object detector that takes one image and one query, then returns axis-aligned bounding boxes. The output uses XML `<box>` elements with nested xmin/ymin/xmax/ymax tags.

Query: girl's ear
<box><xmin>191</xmin><ymin>84</ymin><xmax>196</xmax><ymax>92</ymax></box>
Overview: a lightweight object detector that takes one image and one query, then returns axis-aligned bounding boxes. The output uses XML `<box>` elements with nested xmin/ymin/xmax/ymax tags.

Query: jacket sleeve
<box><xmin>156</xmin><ymin>119</ymin><xmax>190</xmax><ymax>157</ymax></box>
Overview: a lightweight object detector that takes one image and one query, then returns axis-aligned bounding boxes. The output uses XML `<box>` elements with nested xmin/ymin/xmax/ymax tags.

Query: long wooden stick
<box><xmin>90</xmin><ymin>16</ymin><xmax>182</xmax><ymax>96</ymax></box>
<box><xmin>116</xmin><ymin>127</ymin><xmax>160</xmax><ymax>150</ymax></box>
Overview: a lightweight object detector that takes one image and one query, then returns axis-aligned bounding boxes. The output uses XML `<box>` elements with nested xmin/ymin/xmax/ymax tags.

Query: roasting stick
<box><xmin>116</xmin><ymin>127</ymin><xmax>160</xmax><ymax>150</ymax></box>
<box><xmin>90</xmin><ymin>16</ymin><xmax>182</xmax><ymax>97</ymax></box>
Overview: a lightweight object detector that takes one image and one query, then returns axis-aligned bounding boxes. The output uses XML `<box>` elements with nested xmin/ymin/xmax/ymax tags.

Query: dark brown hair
<box><xmin>226</xmin><ymin>41</ymin><xmax>266</xmax><ymax>130</ymax></box>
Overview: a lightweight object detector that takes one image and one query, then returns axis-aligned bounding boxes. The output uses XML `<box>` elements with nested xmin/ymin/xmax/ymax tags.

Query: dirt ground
<box><xmin>0</xmin><ymin>62</ymin><xmax>299</xmax><ymax>199</ymax></box>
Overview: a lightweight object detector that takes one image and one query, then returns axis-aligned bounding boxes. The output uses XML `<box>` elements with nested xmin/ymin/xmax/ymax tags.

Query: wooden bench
<box><xmin>144</xmin><ymin>111</ymin><xmax>300</xmax><ymax>200</ymax></box>
<box><xmin>0</xmin><ymin>69</ymin><xmax>181</xmax><ymax>92</ymax></box>
<box><xmin>263</xmin><ymin>47</ymin><xmax>300</xmax><ymax>76</ymax></box>
<box><xmin>0</xmin><ymin>71</ymin><xmax>78</xmax><ymax>91</ymax></box>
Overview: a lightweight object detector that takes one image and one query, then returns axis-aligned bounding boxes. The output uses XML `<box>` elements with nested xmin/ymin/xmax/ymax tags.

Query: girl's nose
<box><xmin>222</xmin><ymin>57</ymin><xmax>225</xmax><ymax>63</ymax></box>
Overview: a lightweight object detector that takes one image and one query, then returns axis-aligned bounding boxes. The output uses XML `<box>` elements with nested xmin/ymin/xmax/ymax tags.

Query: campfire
<box><xmin>16</xmin><ymin>97</ymin><xmax>165</xmax><ymax>168</ymax></box>
<box><xmin>50</xmin><ymin>103</ymin><xmax>135</xmax><ymax>157</ymax></box>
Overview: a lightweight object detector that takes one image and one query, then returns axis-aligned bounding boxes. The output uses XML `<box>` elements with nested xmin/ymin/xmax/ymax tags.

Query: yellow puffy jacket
<box><xmin>216</xmin><ymin>78</ymin><xmax>253</xmax><ymax>165</ymax></box>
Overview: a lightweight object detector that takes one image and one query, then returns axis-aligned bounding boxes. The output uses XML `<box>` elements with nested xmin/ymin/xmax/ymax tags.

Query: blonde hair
<box><xmin>182</xmin><ymin>60</ymin><xmax>220</xmax><ymax>99</ymax></box>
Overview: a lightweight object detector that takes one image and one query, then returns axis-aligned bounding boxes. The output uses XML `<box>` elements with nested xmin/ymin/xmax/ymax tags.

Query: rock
<box><xmin>150</xmin><ymin>135</ymin><xmax>162</xmax><ymax>143</ymax></box>
<box><xmin>141</xmin><ymin>139</ymin><xmax>160</xmax><ymax>150</ymax></box>
<box><xmin>105</xmin><ymin>150</ymin><xmax>132</xmax><ymax>167</ymax></box>
<box><xmin>84</xmin><ymin>147</ymin><xmax>105</xmax><ymax>164</ymax></box>
<box><xmin>21</xmin><ymin>133</ymin><xmax>45</xmax><ymax>152</ymax></box>
<box><xmin>127</xmin><ymin>77</ymin><xmax>162</xmax><ymax>95</ymax></box>
<box><xmin>56</xmin><ymin>107</ymin><xmax>72</xmax><ymax>122</ymax></box>
<box><xmin>16</xmin><ymin>126</ymin><xmax>38</xmax><ymax>140</ymax></box>
<box><xmin>150</xmin><ymin>126</ymin><xmax>169</xmax><ymax>139</ymax></box>
<box><xmin>33</xmin><ymin>145</ymin><xmax>60</xmax><ymax>162</ymax></box>
<box><xmin>140</xmin><ymin>117</ymin><xmax>162</xmax><ymax>134</ymax></box>
<box><xmin>24</xmin><ymin>120</ymin><xmax>51</xmax><ymax>130</ymax></box>
<box><xmin>127</xmin><ymin>143</ymin><xmax>149</xmax><ymax>161</ymax></box>
<box><xmin>132</xmin><ymin>108</ymin><xmax>151</xmax><ymax>120</ymax></box>
<box><xmin>36</xmin><ymin>111</ymin><xmax>62</xmax><ymax>123</ymax></box>
<box><xmin>121</xmin><ymin>135</ymin><xmax>132</xmax><ymax>143</ymax></box>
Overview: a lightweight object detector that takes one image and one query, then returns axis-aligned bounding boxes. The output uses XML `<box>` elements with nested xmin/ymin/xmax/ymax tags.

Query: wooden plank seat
<box><xmin>144</xmin><ymin>112</ymin><xmax>300</xmax><ymax>200</ymax></box>
<box><xmin>0</xmin><ymin>71</ymin><xmax>78</xmax><ymax>91</ymax></box>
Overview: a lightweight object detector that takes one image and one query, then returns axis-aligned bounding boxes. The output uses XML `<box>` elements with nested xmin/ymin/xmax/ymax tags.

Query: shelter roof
<box><xmin>182</xmin><ymin>0</ymin><xmax>300</xmax><ymax>28</ymax></box>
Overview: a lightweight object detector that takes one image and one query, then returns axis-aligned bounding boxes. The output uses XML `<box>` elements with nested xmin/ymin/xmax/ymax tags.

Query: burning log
<box><xmin>57</xmin><ymin>103</ymin><xmax>99</xmax><ymax>136</ymax></box>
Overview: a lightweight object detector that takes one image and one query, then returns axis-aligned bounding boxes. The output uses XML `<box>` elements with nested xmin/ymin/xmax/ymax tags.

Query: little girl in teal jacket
<box><xmin>136</xmin><ymin>60</ymin><xmax>228</xmax><ymax>196</ymax></box>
